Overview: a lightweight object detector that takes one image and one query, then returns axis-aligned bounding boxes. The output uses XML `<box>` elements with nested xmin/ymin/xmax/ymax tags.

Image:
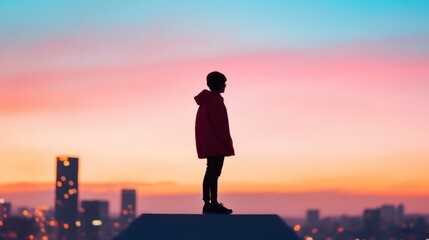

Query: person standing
<box><xmin>194</xmin><ymin>71</ymin><xmax>234</xmax><ymax>214</ymax></box>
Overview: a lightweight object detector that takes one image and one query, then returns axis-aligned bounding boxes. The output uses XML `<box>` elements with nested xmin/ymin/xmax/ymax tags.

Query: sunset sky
<box><xmin>1</xmin><ymin>1</ymin><xmax>429</xmax><ymax>214</ymax></box>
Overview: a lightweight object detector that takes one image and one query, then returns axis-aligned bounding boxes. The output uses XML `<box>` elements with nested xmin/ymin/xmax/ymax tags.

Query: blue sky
<box><xmin>1</xmin><ymin>0</ymin><xmax>429</xmax><ymax>51</ymax></box>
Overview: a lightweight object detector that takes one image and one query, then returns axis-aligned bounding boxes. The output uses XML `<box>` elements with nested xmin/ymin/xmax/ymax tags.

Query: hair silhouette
<box><xmin>206</xmin><ymin>71</ymin><xmax>227</xmax><ymax>91</ymax></box>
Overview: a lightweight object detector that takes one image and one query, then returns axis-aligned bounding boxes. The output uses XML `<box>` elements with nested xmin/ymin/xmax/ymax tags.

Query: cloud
<box><xmin>1</xmin><ymin>35</ymin><xmax>428</xmax><ymax>115</ymax></box>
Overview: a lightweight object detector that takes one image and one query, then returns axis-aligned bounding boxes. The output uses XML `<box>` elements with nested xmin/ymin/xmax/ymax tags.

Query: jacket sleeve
<box><xmin>209</xmin><ymin>97</ymin><xmax>234</xmax><ymax>152</ymax></box>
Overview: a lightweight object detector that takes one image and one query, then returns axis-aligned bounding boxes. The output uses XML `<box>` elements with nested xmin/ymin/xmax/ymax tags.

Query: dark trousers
<box><xmin>203</xmin><ymin>156</ymin><xmax>224</xmax><ymax>203</ymax></box>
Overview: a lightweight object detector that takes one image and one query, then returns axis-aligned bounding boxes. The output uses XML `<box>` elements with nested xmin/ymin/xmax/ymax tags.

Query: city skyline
<box><xmin>1</xmin><ymin>194</ymin><xmax>428</xmax><ymax>239</ymax></box>
<box><xmin>1</xmin><ymin>152</ymin><xmax>429</xmax><ymax>216</ymax></box>
<box><xmin>1</xmin><ymin>0</ymin><xmax>429</xmax><ymax>219</ymax></box>
<box><xmin>0</xmin><ymin>154</ymin><xmax>427</xmax><ymax>239</ymax></box>
<box><xmin>2</xmin><ymin>176</ymin><xmax>429</xmax><ymax>218</ymax></box>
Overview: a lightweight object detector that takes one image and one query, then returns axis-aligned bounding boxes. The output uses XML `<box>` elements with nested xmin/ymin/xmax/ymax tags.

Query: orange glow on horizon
<box><xmin>1</xmin><ymin>180</ymin><xmax>429</xmax><ymax>197</ymax></box>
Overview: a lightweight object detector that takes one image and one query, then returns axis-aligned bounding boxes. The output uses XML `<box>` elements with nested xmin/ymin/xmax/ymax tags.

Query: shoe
<box><xmin>202</xmin><ymin>203</ymin><xmax>212</xmax><ymax>214</ymax></box>
<box><xmin>210</xmin><ymin>202</ymin><xmax>233</xmax><ymax>214</ymax></box>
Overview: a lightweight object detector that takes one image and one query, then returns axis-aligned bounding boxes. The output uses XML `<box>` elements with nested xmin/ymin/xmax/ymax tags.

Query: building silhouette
<box><xmin>306</xmin><ymin>209</ymin><xmax>320</xmax><ymax>227</ymax></box>
<box><xmin>396</xmin><ymin>204</ymin><xmax>404</xmax><ymax>222</ymax></box>
<box><xmin>55</xmin><ymin>156</ymin><xmax>79</xmax><ymax>240</ymax></box>
<box><xmin>363</xmin><ymin>208</ymin><xmax>381</xmax><ymax>238</ymax></box>
<box><xmin>81</xmin><ymin>200</ymin><xmax>109</xmax><ymax>240</ymax></box>
<box><xmin>0</xmin><ymin>217</ymin><xmax>37</xmax><ymax>239</ymax></box>
<box><xmin>380</xmin><ymin>204</ymin><xmax>396</xmax><ymax>223</ymax></box>
<box><xmin>0</xmin><ymin>200</ymin><xmax>11</xmax><ymax>221</ymax></box>
<box><xmin>120</xmin><ymin>189</ymin><xmax>136</xmax><ymax>230</ymax></box>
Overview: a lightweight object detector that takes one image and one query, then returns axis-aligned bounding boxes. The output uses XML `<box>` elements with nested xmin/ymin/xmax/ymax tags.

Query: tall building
<box><xmin>81</xmin><ymin>200</ymin><xmax>109</xmax><ymax>240</ymax></box>
<box><xmin>306</xmin><ymin>209</ymin><xmax>320</xmax><ymax>227</ymax></box>
<box><xmin>396</xmin><ymin>204</ymin><xmax>405</xmax><ymax>221</ymax></box>
<box><xmin>363</xmin><ymin>208</ymin><xmax>381</xmax><ymax>238</ymax></box>
<box><xmin>380</xmin><ymin>204</ymin><xmax>395</xmax><ymax>223</ymax></box>
<box><xmin>120</xmin><ymin>189</ymin><xmax>136</xmax><ymax>230</ymax></box>
<box><xmin>0</xmin><ymin>200</ymin><xmax>12</xmax><ymax>220</ymax></box>
<box><xmin>55</xmin><ymin>156</ymin><xmax>79</xmax><ymax>240</ymax></box>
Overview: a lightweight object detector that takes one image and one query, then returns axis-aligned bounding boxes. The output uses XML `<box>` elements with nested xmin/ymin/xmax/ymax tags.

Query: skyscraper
<box><xmin>55</xmin><ymin>156</ymin><xmax>79</xmax><ymax>240</ymax></box>
<box><xmin>81</xmin><ymin>200</ymin><xmax>109</xmax><ymax>240</ymax></box>
<box><xmin>120</xmin><ymin>189</ymin><xmax>136</xmax><ymax>230</ymax></box>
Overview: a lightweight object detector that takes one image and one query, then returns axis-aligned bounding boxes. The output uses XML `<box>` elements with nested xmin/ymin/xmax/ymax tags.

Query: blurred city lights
<box><xmin>293</xmin><ymin>224</ymin><xmax>301</xmax><ymax>232</ymax></box>
<box><xmin>92</xmin><ymin>220</ymin><xmax>103</xmax><ymax>226</ymax></box>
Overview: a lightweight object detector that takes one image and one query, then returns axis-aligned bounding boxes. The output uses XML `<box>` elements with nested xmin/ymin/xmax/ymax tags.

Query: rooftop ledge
<box><xmin>114</xmin><ymin>214</ymin><xmax>301</xmax><ymax>240</ymax></box>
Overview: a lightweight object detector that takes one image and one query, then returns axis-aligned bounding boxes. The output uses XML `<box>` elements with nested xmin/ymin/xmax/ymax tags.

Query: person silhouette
<box><xmin>194</xmin><ymin>71</ymin><xmax>234</xmax><ymax>214</ymax></box>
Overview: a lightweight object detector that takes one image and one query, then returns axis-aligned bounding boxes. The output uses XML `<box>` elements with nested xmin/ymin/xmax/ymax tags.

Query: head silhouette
<box><xmin>207</xmin><ymin>71</ymin><xmax>227</xmax><ymax>93</ymax></box>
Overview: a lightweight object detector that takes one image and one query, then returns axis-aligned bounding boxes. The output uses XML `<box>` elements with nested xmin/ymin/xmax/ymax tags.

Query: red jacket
<box><xmin>194</xmin><ymin>90</ymin><xmax>235</xmax><ymax>159</ymax></box>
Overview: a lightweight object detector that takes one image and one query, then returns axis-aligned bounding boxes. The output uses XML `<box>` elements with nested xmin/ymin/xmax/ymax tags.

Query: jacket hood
<box><xmin>194</xmin><ymin>89</ymin><xmax>219</xmax><ymax>105</ymax></box>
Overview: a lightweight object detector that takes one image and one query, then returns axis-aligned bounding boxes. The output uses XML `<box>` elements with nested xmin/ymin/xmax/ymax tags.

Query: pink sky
<box><xmin>1</xmin><ymin>37</ymin><xmax>428</xmax><ymax>198</ymax></box>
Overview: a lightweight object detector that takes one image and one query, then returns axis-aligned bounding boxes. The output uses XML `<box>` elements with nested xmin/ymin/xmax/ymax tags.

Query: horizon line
<box><xmin>1</xmin><ymin>181</ymin><xmax>429</xmax><ymax>197</ymax></box>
